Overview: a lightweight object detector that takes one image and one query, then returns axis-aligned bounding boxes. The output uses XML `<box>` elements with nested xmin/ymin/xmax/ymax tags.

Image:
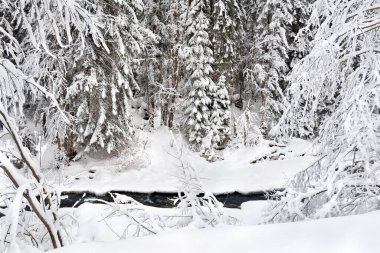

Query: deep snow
<box><xmin>55</xmin><ymin>201</ymin><xmax>268</xmax><ymax>244</ymax></box>
<box><xmin>48</xmin><ymin>209</ymin><xmax>380</xmax><ymax>253</ymax></box>
<box><xmin>60</xmin><ymin>127</ymin><xmax>316</xmax><ymax>194</ymax></box>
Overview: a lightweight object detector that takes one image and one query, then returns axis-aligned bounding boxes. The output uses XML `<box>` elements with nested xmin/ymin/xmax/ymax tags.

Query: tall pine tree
<box><xmin>212</xmin><ymin>0</ymin><xmax>244</xmax><ymax>88</ymax></box>
<box><xmin>61</xmin><ymin>0</ymin><xmax>153</xmax><ymax>158</ymax></box>
<box><xmin>182</xmin><ymin>0</ymin><xmax>214</xmax><ymax>148</ymax></box>
<box><xmin>247</xmin><ymin>0</ymin><xmax>294</xmax><ymax>136</ymax></box>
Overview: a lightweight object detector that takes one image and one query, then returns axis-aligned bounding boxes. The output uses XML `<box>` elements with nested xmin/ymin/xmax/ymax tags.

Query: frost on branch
<box><xmin>0</xmin><ymin>0</ymin><xmax>114</xmax><ymax>250</ymax></box>
<box><xmin>268</xmin><ymin>0</ymin><xmax>380</xmax><ymax>222</ymax></box>
<box><xmin>174</xmin><ymin>160</ymin><xmax>226</xmax><ymax>228</ymax></box>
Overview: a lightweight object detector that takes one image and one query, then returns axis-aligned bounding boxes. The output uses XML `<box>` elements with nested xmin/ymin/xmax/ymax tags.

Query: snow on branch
<box><xmin>268</xmin><ymin>0</ymin><xmax>380</xmax><ymax>222</ymax></box>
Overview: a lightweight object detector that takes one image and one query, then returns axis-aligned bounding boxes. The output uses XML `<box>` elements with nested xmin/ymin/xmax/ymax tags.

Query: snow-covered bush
<box><xmin>168</xmin><ymin>131</ymin><xmax>233</xmax><ymax>227</ymax></box>
<box><xmin>201</xmin><ymin>75</ymin><xmax>232</xmax><ymax>161</ymax></box>
<box><xmin>209</xmin><ymin>75</ymin><xmax>232</xmax><ymax>147</ymax></box>
<box><xmin>232</xmin><ymin>103</ymin><xmax>262</xmax><ymax>147</ymax></box>
<box><xmin>171</xmin><ymin>147</ymin><xmax>231</xmax><ymax>227</ymax></box>
<box><xmin>174</xmin><ymin>161</ymin><xmax>225</xmax><ymax>228</ymax></box>
<box><xmin>118</xmin><ymin>132</ymin><xmax>151</xmax><ymax>171</ymax></box>
<box><xmin>0</xmin><ymin>176</ymin><xmax>68</xmax><ymax>251</ymax></box>
<box><xmin>89</xmin><ymin>194</ymin><xmax>165</xmax><ymax>238</ymax></box>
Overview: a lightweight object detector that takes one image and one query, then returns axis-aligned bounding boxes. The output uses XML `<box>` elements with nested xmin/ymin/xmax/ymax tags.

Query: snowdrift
<box><xmin>49</xmin><ymin>210</ymin><xmax>380</xmax><ymax>253</ymax></box>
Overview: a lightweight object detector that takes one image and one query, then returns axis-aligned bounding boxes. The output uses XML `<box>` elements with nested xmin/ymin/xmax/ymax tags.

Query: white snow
<box><xmin>54</xmin><ymin>200</ymin><xmax>268</xmax><ymax>244</ymax></box>
<box><xmin>49</xmin><ymin>210</ymin><xmax>380</xmax><ymax>253</ymax></box>
<box><xmin>61</xmin><ymin>127</ymin><xmax>315</xmax><ymax>194</ymax></box>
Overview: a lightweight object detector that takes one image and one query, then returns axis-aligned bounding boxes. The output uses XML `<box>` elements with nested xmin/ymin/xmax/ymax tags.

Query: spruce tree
<box><xmin>182</xmin><ymin>0</ymin><xmax>214</xmax><ymax>148</ymax></box>
<box><xmin>0</xmin><ymin>0</ymin><xmax>112</xmax><ymax>248</ymax></box>
<box><xmin>141</xmin><ymin>0</ymin><xmax>167</xmax><ymax>127</ymax></box>
<box><xmin>210</xmin><ymin>75</ymin><xmax>231</xmax><ymax>147</ymax></box>
<box><xmin>61</xmin><ymin>0</ymin><xmax>153</xmax><ymax>157</ymax></box>
<box><xmin>212</xmin><ymin>0</ymin><xmax>244</xmax><ymax>86</ymax></box>
<box><xmin>247</xmin><ymin>0</ymin><xmax>294</xmax><ymax>136</ymax></box>
<box><xmin>204</xmin><ymin>75</ymin><xmax>232</xmax><ymax>160</ymax></box>
<box><xmin>155</xmin><ymin>0</ymin><xmax>186</xmax><ymax>128</ymax></box>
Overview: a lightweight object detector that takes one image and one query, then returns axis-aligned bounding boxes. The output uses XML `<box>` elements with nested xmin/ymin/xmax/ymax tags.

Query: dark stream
<box><xmin>0</xmin><ymin>189</ymin><xmax>282</xmax><ymax>218</ymax></box>
<box><xmin>60</xmin><ymin>189</ymin><xmax>284</xmax><ymax>209</ymax></box>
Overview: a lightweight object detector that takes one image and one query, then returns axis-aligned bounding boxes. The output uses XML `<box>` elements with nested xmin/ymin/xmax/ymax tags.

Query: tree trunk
<box><xmin>167</xmin><ymin>2</ymin><xmax>181</xmax><ymax>129</ymax></box>
<box><xmin>64</xmin><ymin>132</ymin><xmax>75</xmax><ymax>160</ymax></box>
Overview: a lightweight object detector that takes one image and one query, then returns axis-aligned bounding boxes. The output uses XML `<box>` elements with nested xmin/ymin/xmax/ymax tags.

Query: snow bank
<box><xmin>62</xmin><ymin>127</ymin><xmax>316</xmax><ymax>194</ymax></box>
<box><xmin>55</xmin><ymin>201</ymin><xmax>267</xmax><ymax>244</ymax></box>
<box><xmin>50</xmin><ymin>210</ymin><xmax>380</xmax><ymax>253</ymax></box>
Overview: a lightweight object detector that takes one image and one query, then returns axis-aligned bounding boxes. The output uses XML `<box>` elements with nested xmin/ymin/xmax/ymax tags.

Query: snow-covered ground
<box><xmin>47</xmin><ymin>209</ymin><xmax>380</xmax><ymax>253</ymax></box>
<box><xmin>59</xmin><ymin>127</ymin><xmax>315</xmax><ymax>194</ymax></box>
<box><xmin>53</xmin><ymin>201</ymin><xmax>268</xmax><ymax>244</ymax></box>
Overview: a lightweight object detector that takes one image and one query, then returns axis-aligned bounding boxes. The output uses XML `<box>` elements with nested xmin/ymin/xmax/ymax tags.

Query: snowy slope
<box><xmin>49</xmin><ymin>210</ymin><xmax>380</xmax><ymax>253</ymax></box>
<box><xmin>61</xmin><ymin>127</ymin><xmax>315</xmax><ymax>194</ymax></box>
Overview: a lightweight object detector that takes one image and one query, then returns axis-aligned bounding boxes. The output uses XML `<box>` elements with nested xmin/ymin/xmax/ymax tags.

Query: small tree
<box><xmin>169</xmin><ymin>134</ymin><xmax>226</xmax><ymax>228</ymax></box>
<box><xmin>204</xmin><ymin>75</ymin><xmax>232</xmax><ymax>160</ymax></box>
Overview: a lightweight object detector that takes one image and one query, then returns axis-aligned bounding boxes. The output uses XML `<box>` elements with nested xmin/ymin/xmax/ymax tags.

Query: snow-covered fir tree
<box><xmin>61</xmin><ymin>0</ymin><xmax>153</xmax><ymax>158</ymax></box>
<box><xmin>152</xmin><ymin>0</ymin><xmax>186</xmax><ymax>128</ymax></box>
<box><xmin>1</xmin><ymin>0</ymin><xmax>117</xmax><ymax>160</ymax></box>
<box><xmin>141</xmin><ymin>0</ymin><xmax>168</xmax><ymax>126</ymax></box>
<box><xmin>204</xmin><ymin>75</ymin><xmax>232</xmax><ymax>160</ymax></box>
<box><xmin>182</xmin><ymin>0</ymin><xmax>214</xmax><ymax>148</ymax></box>
<box><xmin>212</xmin><ymin>0</ymin><xmax>244</xmax><ymax>86</ymax></box>
<box><xmin>246</xmin><ymin>0</ymin><xmax>294</xmax><ymax>136</ymax></box>
<box><xmin>168</xmin><ymin>0</ymin><xmax>187</xmax><ymax>128</ymax></box>
<box><xmin>210</xmin><ymin>76</ymin><xmax>232</xmax><ymax>145</ymax></box>
<box><xmin>268</xmin><ymin>0</ymin><xmax>380</xmax><ymax>222</ymax></box>
<box><xmin>287</xmin><ymin>0</ymin><xmax>312</xmax><ymax>65</ymax></box>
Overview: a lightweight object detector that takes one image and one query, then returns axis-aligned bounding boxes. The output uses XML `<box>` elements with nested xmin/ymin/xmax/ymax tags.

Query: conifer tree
<box><xmin>141</xmin><ymin>0</ymin><xmax>167</xmax><ymax>126</ymax></box>
<box><xmin>61</xmin><ymin>0</ymin><xmax>153</xmax><ymax>157</ymax></box>
<box><xmin>151</xmin><ymin>0</ymin><xmax>186</xmax><ymax>128</ymax></box>
<box><xmin>204</xmin><ymin>75</ymin><xmax>232</xmax><ymax>160</ymax></box>
<box><xmin>210</xmin><ymin>75</ymin><xmax>231</xmax><ymax>147</ymax></box>
<box><xmin>212</xmin><ymin>0</ymin><xmax>244</xmax><ymax>86</ymax></box>
<box><xmin>0</xmin><ymin>0</ymin><xmax>111</xmax><ymax>249</ymax></box>
<box><xmin>182</xmin><ymin>0</ymin><xmax>214</xmax><ymax>148</ymax></box>
<box><xmin>247</xmin><ymin>0</ymin><xmax>294</xmax><ymax>136</ymax></box>
<box><xmin>167</xmin><ymin>0</ymin><xmax>187</xmax><ymax>128</ymax></box>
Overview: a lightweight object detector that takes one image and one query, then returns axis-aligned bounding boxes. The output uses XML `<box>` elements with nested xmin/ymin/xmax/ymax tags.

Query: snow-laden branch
<box><xmin>0</xmin><ymin>59</ymin><xmax>69</xmax><ymax>124</ymax></box>
<box><xmin>0</xmin><ymin>155</ymin><xmax>63</xmax><ymax>249</ymax></box>
<box><xmin>268</xmin><ymin>0</ymin><xmax>380</xmax><ymax>222</ymax></box>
